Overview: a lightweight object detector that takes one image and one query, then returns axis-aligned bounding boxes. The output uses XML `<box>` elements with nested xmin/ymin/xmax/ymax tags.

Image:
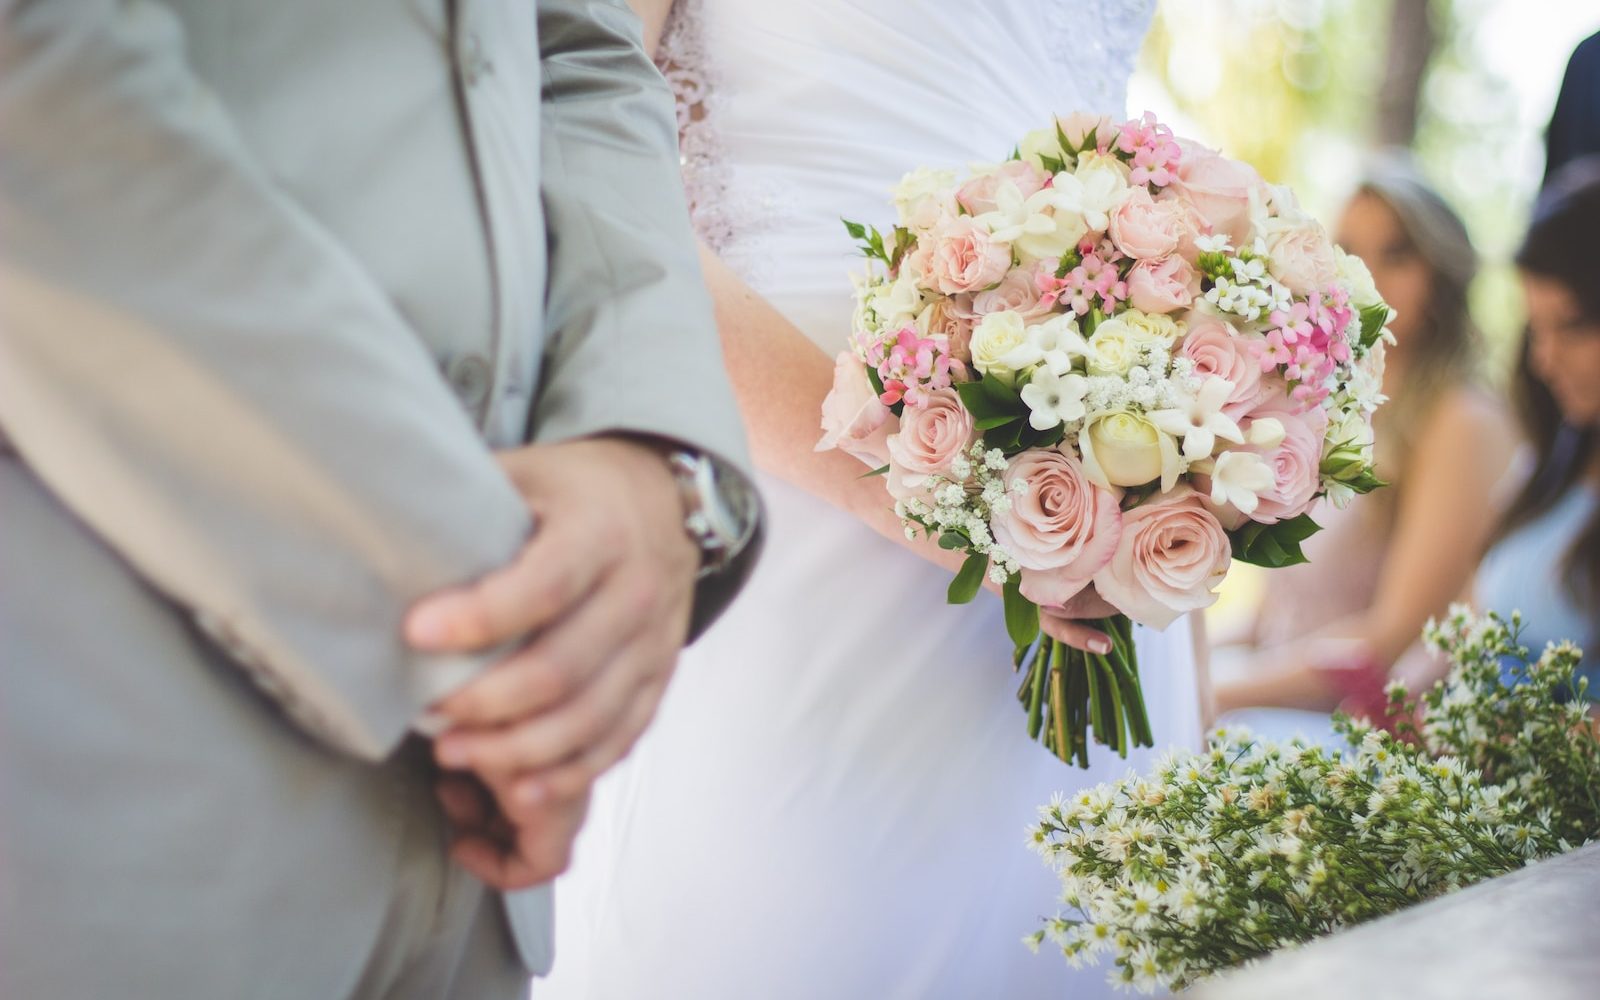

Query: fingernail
<box><xmin>436</xmin><ymin>738</ymin><xmax>470</xmax><ymax>768</ymax></box>
<box><xmin>406</xmin><ymin>603</ymin><xmax>454</xmax><ymax>649</ymax></box>
<box><xmin>1092</xmin><ymin>638</ymin><xmax>1112</xmax><ymax>655</ymax></box>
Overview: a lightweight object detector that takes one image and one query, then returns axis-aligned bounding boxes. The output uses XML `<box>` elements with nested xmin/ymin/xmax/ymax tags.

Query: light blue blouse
<box><xmin>1475</xmin><ymin>484</ymin><xmax>1599</xmax><ymax>699</ymax></box>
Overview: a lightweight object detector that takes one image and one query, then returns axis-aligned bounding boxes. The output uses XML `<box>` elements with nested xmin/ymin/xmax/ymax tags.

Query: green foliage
<box><xmin>1230</xmin><ymin>513</ymin><xmax>1321</xmax><ymax>568</ymax></box>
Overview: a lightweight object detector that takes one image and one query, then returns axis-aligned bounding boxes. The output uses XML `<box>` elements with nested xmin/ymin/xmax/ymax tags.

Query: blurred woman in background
<box><xmin>1476</xmin><ymin>159</ymin><xmax>1600</xmax><ymax>701</ymax></box>
<box><xmin>1214</xmin><ymin>155</ymin><xmax>1517</xmax><ymax>728</ymax></box>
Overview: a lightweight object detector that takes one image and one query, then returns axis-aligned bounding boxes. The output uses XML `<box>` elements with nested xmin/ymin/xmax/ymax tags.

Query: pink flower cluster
<box><xmin>1037</xmin><ymin>241</ymin><xmax>1129</xmax><ymax>316</ymax></box>
<box><xmin>1115</xmin><ymin>112</ymin><xmax>1181</xmax><ymax>188</ymax></box>
<box><xmin>1262</xmin><ymin>286</ymin><xmax>1354</xmax><ymax>408</ymax></box>
<box><xmin>865</xmin><ymin>326</ymin><xmax>960</xmax><ymax>407</ymax></box>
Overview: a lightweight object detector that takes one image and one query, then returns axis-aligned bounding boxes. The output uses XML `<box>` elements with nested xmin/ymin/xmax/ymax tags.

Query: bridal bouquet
<box><xmin>817</xmin><ymin>112</ymin><xmax>1392</xmax><ymax>766</ymax></box>
<box><xmin>1028</xmin><ymin>608</ymin><xmax>1600</xmax><ymax>993</ymax></box>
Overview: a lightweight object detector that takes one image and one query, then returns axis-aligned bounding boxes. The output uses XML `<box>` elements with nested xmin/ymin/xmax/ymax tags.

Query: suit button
<box><xmin>447</xmin><ymin>353</ymin><xmax>492</xmax><ymax>411</ymax></box>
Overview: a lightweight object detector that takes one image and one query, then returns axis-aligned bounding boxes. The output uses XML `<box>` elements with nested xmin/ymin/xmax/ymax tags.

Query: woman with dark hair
<box><xmin>1214</xmin><ymin>155</ymin><xmax>1517</xmax><ymax>726</ymax></box>
<box><xmin>1476</xmin><ymin>157</ymin><xmax>1600</xmax><ymax>699</ymax></box>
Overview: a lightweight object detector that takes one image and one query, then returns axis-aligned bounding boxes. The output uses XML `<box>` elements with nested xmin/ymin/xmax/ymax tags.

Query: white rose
<box><xmin>1018</xmin><ymin>126</ymin><xmax>1067</xmax><ymax>172</ymax></box>
<box><xmin>1085</xmin><ymin>312</ymin><xmax>1178</xmax><ymax>377</ymax></box>
<box><xmin>1262</xmin><ymin>217</ymin><xmax>1339</xmax><ymax>296</ymax></box>
<box><xmin>1081</xmin><ymin>411</ymin><xmax>1172</xmax><ymax>488</ymax></box>
<box><xmin>1336</xmin><ymin>246</ymin><xmax>1383</xmax><ymax>308</ymax></box>
<box><xmin>970</xmin><ymin>310</ymin><xmax>1045</xmax><ymax>384</ymax></box>
<box><xmin>892</xmin><ymin>166</ymin><xmax>958</xmax><ymax>231</ymax></box>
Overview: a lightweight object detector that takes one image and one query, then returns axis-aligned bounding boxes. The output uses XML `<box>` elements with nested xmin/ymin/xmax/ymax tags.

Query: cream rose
<box><xmin>991</xmin><ymin>449</ymin><xmax>1123</xmax><ymax>608</ymax></box>
<box><xmin>969</xmin><ymin>310</ymin><xmax>1044</xmax><ymax>384</ymax></box>
<box><xmin>1093</xmin><ymin>486</ymin><xmax>1232</xmax><ymax>629</ymax></box>
<box><xmin>892</xmin><ymin>166</ymin><xmax>958</xmax><ymax>232</ymax></box>
<box><xmin>884</xmin><ymin>388</ymin><xmax>976</xmax><ymax>502</ymax></box>
<box><xmin>1081</xmin><ymin>411</ymin><xmax>1170</xmax><ymax>488</ymax></box>
<box><xmin>816</xmin><ymin>351</ymin><xmax>896</xmax><ymax>468</ymax></box>
<box><xmin>1084</xmin><ymin>311</ymin><xmax>1180</xmax><ymax>377</ymax></box>
<box><xmin>1336</xmin><ymin>246</ymin><xmax>1383</xmax><ymax>308</ymax></box>
<box><xmin>1262</xmin><ymin>217</ymin><xmax>1339</xmax><ymax>296</ymax></box>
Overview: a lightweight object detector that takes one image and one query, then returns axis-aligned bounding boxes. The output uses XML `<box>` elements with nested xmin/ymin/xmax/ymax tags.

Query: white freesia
<box><xmin>1148</xmin><ymin>377</ymin><xmax>1246</xmax><ymax>461</ymax></box>
<box><xmin>969</xmin><ymin>310</ymin><xmax>1045</xmax><ymax>384</ymax></box>
<box><xmin>974</xmin><ymin>180</ymin><xmax>1086</xmax><ymax>262</ymax></box>
<box><xmin>1026</xmin><ymin>313</ymin><xmax>1090</xmax><ymax>375</ymax></box>
<box><xmin>1202</xmin><ymin>450</ymin><xmax>1275</xmax><ymax>515</ymax></box>
<box><xmin>1064</xmin><ymin>152</ymin><xmax>1131</xmax><ymax>232</ymax></box>
<box><xmin>1246</xmin><ymin>416</ymin><xmax>1286</xmax><ymax>449</ymax></box>
<box><xmin>852</xmin><ymin>270</ymin><xmax>924</xmax><ymax>345</ymax></box>
<box><xmin>1019</xmin><ymin>367</ymin><xmax>1089</xmax><ymax>430</ymax></box>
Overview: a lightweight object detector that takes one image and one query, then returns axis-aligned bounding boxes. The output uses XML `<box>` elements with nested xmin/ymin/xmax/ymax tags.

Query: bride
<box><xmin>543</xmin><ymin>1</ymin><xmax>1204</xmax><ymax>996</ymax></box>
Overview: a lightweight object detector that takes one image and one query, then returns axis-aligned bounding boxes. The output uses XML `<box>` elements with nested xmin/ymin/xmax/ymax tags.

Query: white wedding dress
<box><xmin>542</xmin><ymin>2</ymin><xmax>1198</xmax><ymax>997</ymax></box>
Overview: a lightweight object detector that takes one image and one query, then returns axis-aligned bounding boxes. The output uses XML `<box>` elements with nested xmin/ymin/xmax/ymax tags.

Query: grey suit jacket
<box><xmin>0</xmin><ymin>0</ymin><xmax>749</xmax><ymax>993</ymax></box>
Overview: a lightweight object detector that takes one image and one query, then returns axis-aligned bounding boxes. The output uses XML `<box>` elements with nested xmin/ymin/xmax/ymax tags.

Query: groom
<box><xmin>0</xmin><ymin>1</ymin><xmax>757</xmax><ymax>998</ymax></box>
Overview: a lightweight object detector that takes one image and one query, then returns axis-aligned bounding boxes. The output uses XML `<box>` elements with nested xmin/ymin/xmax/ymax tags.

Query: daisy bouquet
<box><xmin>817</xmin><ymin>112</ymin><xmax>1392</xmax><ymax>767</ymax></box>
<box><xmin>1028</xmin><ymin>608</ymin><xmax>1600</xmax><ymax>993</ymax></box>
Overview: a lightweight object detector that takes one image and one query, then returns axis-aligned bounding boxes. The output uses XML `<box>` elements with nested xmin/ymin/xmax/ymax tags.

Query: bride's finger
<box><xmin>1039</xmin><ymin>615</ymin><xmax>1112</xmax><ymax>654</ymax></box>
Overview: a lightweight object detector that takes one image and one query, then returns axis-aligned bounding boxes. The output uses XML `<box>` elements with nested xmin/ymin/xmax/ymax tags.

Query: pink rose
<box><xmin>1093</xmin><ymin>487</ymin><xmax>1232</xmax><ymax>629</ymax></box>
<box><xmin>1178</xmin><ymin>316</ymin><xmax>1261</xmax><ymax>420</ymax></box>
<box><xmin>1170</xmin><ymin>138</ymin><xmax>1263</xmax><ymax>247</ymax></box>
<box><xmin>918</xmin><ymin>298</ymin><xmax>976</xmax><ymax>366</ymax></box>
<box><xmin>1263</xmin><ymin>220</ymin><xmax>1340</xmax><ymax>297</ymax></box>
<box><xmin>1240</xmin><ymin>396</ymin><xmax>1328</xmax><ymax>524</ymax></box>
<box><xmin>968</xmin><ymin>264</ymin><xmax>1055</xmax><ymax>322</ymax></box>
<box><xmin>1126</xmin><ymin>256</ymin><xmax>1197</xmax><ymax>314</ymax></box>
<box><xmin>902</xmin><ymin>239</ymin><xmax>937</xmax><ymax>291</ymax></box>
<box><xmin>1057</xmin><ymin>111</ymin><xmax>1121</xmax><ymax>152</ymax></box>
<box><xmin>885</xmin><ymin>388</ymin><xmax>976</xmax><ymax>501</ymax></box>
<box><xmin>994</xmin><ymin>449</ymin><xmax>1123</xmax><ymax>607</ymax></box>
<box><xmin>816</xmin><ymin>351</ymin><xmax>897</xmax><ymax>468</ymax></box>
<box><xmin>1109</xmin><ymin>187</ymin><xmax>1184</xmax><ymax>261</ymax></box>
<box><xmin>956</xmin><ymin>160</ymin><xmax>1047</xmax><ymax>216</ymax></box>
<box><xmin>929</xmin><ymin>217</ymin><xmax>1013</xmax><ymax>295</ymax></box>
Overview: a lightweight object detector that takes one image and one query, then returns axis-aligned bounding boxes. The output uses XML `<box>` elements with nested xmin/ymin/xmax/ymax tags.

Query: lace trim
<box><xmin>1045</xmin><ymin>0</ymin><xmax>1157</xmax><ymax>117</ymax></box>
<box><xmin>655</xmin><ymin>0</ymin><xmax>780</xmax><ymax>287</ymax></box>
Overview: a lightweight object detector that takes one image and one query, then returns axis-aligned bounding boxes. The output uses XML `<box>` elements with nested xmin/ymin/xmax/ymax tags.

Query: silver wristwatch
<box><xmin>666</xmin><ymin>449</ymin><xmax>759</xmax><ymax>579</ymax></box>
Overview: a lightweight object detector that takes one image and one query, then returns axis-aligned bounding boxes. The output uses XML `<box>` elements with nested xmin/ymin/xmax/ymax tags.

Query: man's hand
<box><xmin>406</xmin><ymin>436</ymin><xmax>699</xmax><ymax>816</ymax></box>
<box><xmin>434</xmin><ymin>773</ymin><xmax>591</xmax><ymax>890</ymax></box>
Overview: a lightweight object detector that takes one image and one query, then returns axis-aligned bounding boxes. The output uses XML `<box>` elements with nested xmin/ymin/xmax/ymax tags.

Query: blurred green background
<box><xmin>1133</xmin><ymin>0</ymin><xmax>1600</xmax><ymax>372</ymax></box>
<box><xmin>1127</xmin><ymin>0</ymin><xmax>1600</xmax><ymax>628</ymax></box>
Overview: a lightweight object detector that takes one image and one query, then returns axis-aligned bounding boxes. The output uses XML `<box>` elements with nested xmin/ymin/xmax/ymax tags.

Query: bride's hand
<box><xmin>980</xmin><ymin>577</ymin><xmax>1117</xmax><ymax>655</ymax></box>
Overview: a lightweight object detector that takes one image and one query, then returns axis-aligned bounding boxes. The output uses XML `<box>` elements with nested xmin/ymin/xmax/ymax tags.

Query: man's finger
<box><xmin>506</xmin><ymin>678</ymin><xmax>664</xmax><ymax>811</ymax></box>
<box><xmin>432</xmin><ymin>568</ymin><xmax>655</xmax><ymax>728</ymax></box>
<box><xmin>437</xmin><ymin>631</ymin><xmax>672</xmax><ymax>779</ymax></box>
<box><xmin>404</xmin><ymin>513</ymin><xmax>611</xmax><ymax>653</ymax></box>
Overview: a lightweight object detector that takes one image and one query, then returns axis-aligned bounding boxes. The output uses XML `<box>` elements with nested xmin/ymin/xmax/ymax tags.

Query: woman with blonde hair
<box><xmin>1215</xmin><ymin>155</ymin><xmax>1517</xmax><ymax>726</ymax></box>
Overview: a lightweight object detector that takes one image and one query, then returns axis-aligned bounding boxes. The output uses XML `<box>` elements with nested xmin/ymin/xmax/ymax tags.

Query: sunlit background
<box><xmin>1126</xmin><ymin>0</ymin><xmax>1600</xmax><ymax>632</ymax></box>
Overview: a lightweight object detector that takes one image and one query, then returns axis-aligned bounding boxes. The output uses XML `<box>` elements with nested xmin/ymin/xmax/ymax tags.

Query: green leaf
<box><xmin>1230</xmin><ymin>513</ymin><xmax>1322</xmax><ymax>568</ymax></box>
<box><xmin>937</xmin><ymin>530</ymin><xmax>971</xmax><ymax>551</ymax></box>
<box><xmin>984</xmin><ymin>419</ymin><xmax>1026</xmax><ymax>452</ymax></box>
<box><xmin>1359</xmin><ymin>302</ymin><xmax>1392</xmax><ymax>351</ymax></box>
<box><xmin>858</xmin><ymin>464</ymin><xmax>889</xmax><ymax>479</ymax></box>
<box><xmin>975</xmin><ymin>414</ymin><xmax>1022</xmax><ymax>431</ymax></box>
<box><xmin>948</xmin><ymin>553</ymin><xmax>988</xmax><ymax>605</ymax></box>
<box><xmin>842</xmin><ymin>218</ymin><xmax>868</xmax><ymax>241</ymax></box>
<box><xmin>1038</xmin><ymin>153</ymin><xmax>1066</xmax><ymax>175</ymax></box>
<box><xmin>1003</xmin><ymin>574</ymin><xmax>1041</xmax><ymax>649</ymax></box>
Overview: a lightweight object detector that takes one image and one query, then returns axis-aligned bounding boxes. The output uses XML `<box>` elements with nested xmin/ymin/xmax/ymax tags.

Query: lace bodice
<box><xmin>655</xmin><ymin>0</ymin><xmax>1157</xmax><ymax>344</ymax></box>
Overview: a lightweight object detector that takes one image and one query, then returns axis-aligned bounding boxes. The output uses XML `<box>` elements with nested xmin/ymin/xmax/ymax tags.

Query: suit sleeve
<box><xmin>532</xmin><ymin>0</ymin><xmax>762</xmax><ymax>637</ymax></box>
<box><xmin>0</xmin><ymin>0</ymin><xmax>531</xmax><ymax>760</ymax></box>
